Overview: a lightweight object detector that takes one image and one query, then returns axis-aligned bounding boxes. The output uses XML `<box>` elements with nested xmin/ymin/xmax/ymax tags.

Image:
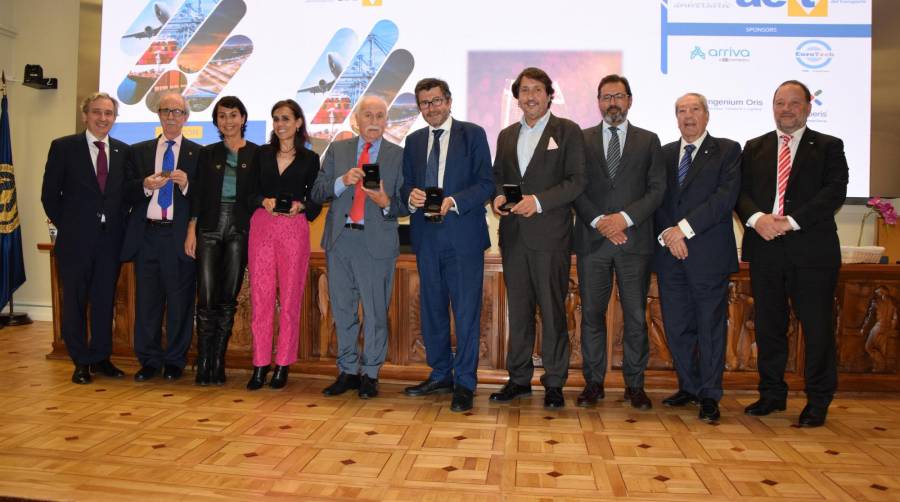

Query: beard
<box><xmin>602</xmin><ymin>106</ymin><xmax>627</xmax><ymax>126</ymax></box>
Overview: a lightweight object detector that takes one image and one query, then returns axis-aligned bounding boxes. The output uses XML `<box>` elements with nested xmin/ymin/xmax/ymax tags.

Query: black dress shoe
<box><xmin>246</xmin><ymin>366</ymin><xmax>270</xmax><ymax>391</ymax></box>
<box><xmin>450</xmin><ymin>386</ymin><xmax>474</xmax><ymax>412</ymax></box>
<box><xmin>699</xmin><ymin>398</ymin><xmax>721</xmax><ymax>422</ymax></box>
<box><xmin>163</xmin><ymin>364</ymin><xmax>183</xmax><ymax>381</ymax></box>
<box><xmin>489</xmin><ymin>382</ymin><xmax>532</xmax><ymax>402</ymax></box>
<box><xmin>576</xmin><ymin>382</ymin><xmax>604</xmax><ymax>407</ymax></box>
<box><xmin>90</xmin><ymin>359</ymin><xmax>125</xmax><ymax>378</ymax></box>
<box><xmin>359</xmin><ymin>375</ymin><xmax>378</xmax><ymax>399</ymax></box>
<box><xmin>322</xmin><ymin>372</ymin><xmax>361</xmax><ymax>396</ymax></box>
<box><xmin>798</xmin><ymin>404</ymin><xmax>828</xmax><ymax>427</ymax></box>
<box><xmin>404</xmin><ymin>378</ymin><xmax>453</xmax><ymax>397</ymax></box>
<box><xmin>744</xmin><ymin>397</ymin><xmax>787</xmax><ymax>416</ymax></box>
<box><xmin>544</xmin><ymin>387</ymin><xmax>565</xmax><ymax>409</ymax></box>
<box><xmin>269</xmin><ymin>365</ymin><xmax>289</xmax><ymax>389</ymax></box>
<box><xmin>72</xmin><ymin>365</ymin><xmax>92</xmax><ymax>385</ymax></box>
<box><xmin>134</xmin><ymin>366</ymin><xmax>159</xmax><ymax>382</ymax></box>
<box><xmin>625</xmin><ymin>387</ymin><xmax>653</xmax><ymax>410</ymax></box>
<box><xmin>662</xmin><ymin>390</ymin><xmax>699</xmax><ymax>407</ymax></box>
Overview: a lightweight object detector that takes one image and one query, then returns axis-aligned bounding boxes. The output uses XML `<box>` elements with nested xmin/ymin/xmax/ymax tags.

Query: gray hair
<box><xmin>157</xmin><ymin>91</ymin><xmax>189</xmax><ymax>117</ymax></box>
<box><xmin>81</xmin><ymin>92</ymin><xmax>119</xmax><ymax>116</ymax></box>
<box><xmin>674</xmin><ymin>93</ymin><xmax>709</xmax><ymax>114</ymax></box>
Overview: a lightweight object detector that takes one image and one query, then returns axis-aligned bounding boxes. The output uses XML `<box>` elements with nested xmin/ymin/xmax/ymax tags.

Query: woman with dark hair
<box><xmin>245</xmin><ymin>99</ymin><xmax>321</xmax><ymax>390</ymax></box>
<box><xmin>186</xmin><ymin>96</ymin><xmax>258</xmax><ymax>386</ymax></box>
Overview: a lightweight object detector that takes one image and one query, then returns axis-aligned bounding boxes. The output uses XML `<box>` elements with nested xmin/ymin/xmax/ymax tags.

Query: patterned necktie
<box><xmin>94</xmin><ymin>141</ymin><xmax>108</xmax><ymax>193</ymax></box>
<box><xmin>775</xmin><ymin>134</ymin><xmax>792</xmax><ymax>216</ymax></box>
<box><xmin>349</xmin><ymin>142</ymin><xmax>372</xmax><ymax>223</ymax></box>
<box><xmin>425</xmin><ymin>129</ymin><xmax>443</xmax><ymax>188</ymax></box>
<box><xmin>678</xmin><ymin>144</ymin><xmax>696</xmax><ymax>186</ymax></box>
<box><xmin>159</xmin><ymin>140</ymin><xmax>175</xmax><ymax>219</ymax></box>
<box><xmin>606</xmin><ymin>126</ymin><xmax>621</xmax><ymax>178</ymax></box>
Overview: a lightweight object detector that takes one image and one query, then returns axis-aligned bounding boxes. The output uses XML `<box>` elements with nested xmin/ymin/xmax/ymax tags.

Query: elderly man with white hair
<box><xmin>121</xmin><ymin>91</ymin><xmax>200</xmax><ymax>383</ymax></box>
<box><xmin>312</xmin><ymin>96</ymin><xmax>408</xmax><ymax>399</ymax></box>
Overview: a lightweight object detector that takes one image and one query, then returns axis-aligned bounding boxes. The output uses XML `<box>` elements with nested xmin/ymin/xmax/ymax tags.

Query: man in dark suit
<box><xmin>41</xmin><ymin>92</ymin><xmax>129</xmax><ymax>384</ymax></box>
<box><xmin>312</xmin><ymin>96</ymin><xmax>408</xmax><ymax>400</ymax></box>
<box><xmin>400</xmin><ymin>78</ymin><xmax>494</xmax><ymax>412</ymax></box>
<box><xmin>737</xmin><ymin>80</ymin><xmax>848</xmax><ymax>427</ymax></box>
<box><xmin>653</xmin><ymin>93</ymin><xmax>741</xmax><ymax>422</ymax></box>
<box><xmin>489</xmin><ymin>67</ymin><xmax>586</xmax><ymax>409</ymax></box>
<box><xmin>573</xmin><ymin>74</ymin><xmax>666</xmax><ymax>410</ymax></box>
<box><xmin>121</xmin><ymin>92</ymin><xmax>200</xmax><ymax>382</ymax></box>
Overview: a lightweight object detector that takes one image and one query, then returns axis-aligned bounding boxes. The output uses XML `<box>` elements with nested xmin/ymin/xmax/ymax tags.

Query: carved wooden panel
<box><xmin>837</xmin><ymin>282</ymin><xmax>900</xmax><ymax>373</ymax></box>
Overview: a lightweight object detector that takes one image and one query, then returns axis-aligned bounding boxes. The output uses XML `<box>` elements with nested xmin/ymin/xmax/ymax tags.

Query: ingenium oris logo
<box><xmin>795</xmin><ymin>39</ymin><xmax>835</xmax><ymax>69</ymax></box>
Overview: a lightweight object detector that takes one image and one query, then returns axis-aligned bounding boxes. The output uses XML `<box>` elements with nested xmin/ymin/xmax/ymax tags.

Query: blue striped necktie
<box><xmin>159</xmin><ymin>140</ymin><xmax>175</xmax><ymax>218</ymax></box>
<box><xmin>425</xmin><ymin>129</ymin><xmax>443</xmax><ymax>187</ymax></box>
<box><xmin>678</xmin><ymin>144</ymin><xmax>695</xmax><ymax>186</ymax></box>
<box><xmin>606</xmin><ymin>126</ymin><xmax>620</xmax><ymax>178</ymax></box>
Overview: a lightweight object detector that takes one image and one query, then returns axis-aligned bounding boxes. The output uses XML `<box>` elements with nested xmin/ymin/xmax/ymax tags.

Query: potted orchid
<box><xmin>857</xmin><ymin>197</ymin><xmax>897</xmax><ymax>246</ymax></box>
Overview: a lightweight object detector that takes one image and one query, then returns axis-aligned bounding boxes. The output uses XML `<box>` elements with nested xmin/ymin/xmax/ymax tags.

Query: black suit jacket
<box><xmin>492</xmin><ymin>113</ymin><xmax>586</xmax><ymax>252</ymax></box>
<box><xmin>190</xmin><ymin>141</ymin><xmax>259</xmax><ymax>232</ymax></box>
<box><xmin>653</xmin><ymin>133</ymin><xmax>741</xmax><ymax>276</ymax></box>
<box><xmin>736</xmin><ymin>128</ymin><xmax>848</xmax><ymax>267</ymax></box>
<box><xmin>41</xmin><ymin>132</ymin><xmax>131</xmax><ymax>261</ymax></box>
<box><xmin>401</xmin><ymin>119</ymin><xmax>494</xmax><ymax>255</ymax></box>
<box><xmin>249</xmin><ymin>144</ymin><xmax>322</xmax><ymax>222</ymax></box>
<box><xmin>573</xmin><ymin>122</ymin><xmax>666</xmax><ymax>256</ymax></box>
<box><xmin>120</xmin><ymin>136</ymin><xmax>201</xmax><ymax>262</ymax></box>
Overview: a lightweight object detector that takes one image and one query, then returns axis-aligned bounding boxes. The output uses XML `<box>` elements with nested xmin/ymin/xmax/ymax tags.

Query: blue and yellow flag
<box><xmin>0</xmin><ymin>75</ymin><xmax>26</xmax><ymax>310</ymax></box>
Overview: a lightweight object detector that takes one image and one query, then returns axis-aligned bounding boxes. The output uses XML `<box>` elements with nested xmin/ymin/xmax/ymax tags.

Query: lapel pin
<box><xmin>114</xmin><ymin>148</ymin><xmax>119</xmax><ymax>153</ymax></box>
<box><xmin>704</xmin><ymin>150</ymin><xmax>708</xmax><ymax>154</ymax></box>
<box><xmin>188</xmin><ymin>151</ymin><xmax>193</xmax><ymax>156</ymax></box>
<box><xmin>241</xmin><ymin>163</ymin><xmax>247</xmax><ymax>169</ymax></box>
<box><xmin>215</xmin><ymin>164</ymin><xmax>222</xmax><ymax>170</ymax></box>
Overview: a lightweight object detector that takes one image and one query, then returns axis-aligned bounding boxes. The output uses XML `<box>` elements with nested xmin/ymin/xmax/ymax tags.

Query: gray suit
<box><xmin>311</xmin><ymin>136</ymin><xmax>407</xmax><ymax>378</ymax></box>
<box><xmin>573</xmin><ymin>121</ymin><xmax>666</xmax><ymax>388</ymax></box>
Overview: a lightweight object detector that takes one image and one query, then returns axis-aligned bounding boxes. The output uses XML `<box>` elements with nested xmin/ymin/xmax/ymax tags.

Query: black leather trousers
<box><xmin>195</xmin><ymin>203</ymin><xmax>247</xmax><ymax>385</ymax></box>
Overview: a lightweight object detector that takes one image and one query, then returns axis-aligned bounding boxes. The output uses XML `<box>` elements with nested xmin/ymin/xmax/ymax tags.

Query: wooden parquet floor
<box><xmin>2</xmin><ymin>323</ymin><xmax>900</xmax><ymax>501</ymax></box>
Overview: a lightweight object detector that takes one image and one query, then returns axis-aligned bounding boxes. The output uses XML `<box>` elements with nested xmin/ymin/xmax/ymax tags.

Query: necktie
<box><xmin>425</xmin><ymin>129</ymin><xmax>443</xmax><ymax>188</ymax></box>
<box><xmin>159</xmin><ymin>140</ymin><xmax>175</xmax><ymax>219</ymax></box>
<box><xmin>94</xmin><ymin>141</ymin><xmax>108</xmax><ymax>193</ymax></box>
<box><xmin>606</xmin><ymin>126</ymin><xmax>621</xmax><ymax>178</ymax></box>
<box><xmin>775</xmin><ymin>134</ymin><xmax>792</xmax><ymax>216</ymax></box>
<box><xmin>677</xmin><ymin>144</ymin><xmax>696</xmax><ymax>186</ymax></box>
<box><xmin>349</xmin><ymin>142</ymin><xmax>372</xmax><ymax>223</ymax></box>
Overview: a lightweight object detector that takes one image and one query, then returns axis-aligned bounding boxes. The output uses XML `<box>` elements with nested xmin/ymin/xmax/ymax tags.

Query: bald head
<box><xmin>356</xmin><ymin>96</ymin><xmax>388</xmax><ymax>143</ymax></box>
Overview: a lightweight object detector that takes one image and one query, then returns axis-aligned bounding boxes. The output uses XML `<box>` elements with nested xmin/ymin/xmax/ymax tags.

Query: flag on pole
<box><xmin>0</xmin><ymin>71</ymin><xmax>26</xmax><ymax>310</ymax></box>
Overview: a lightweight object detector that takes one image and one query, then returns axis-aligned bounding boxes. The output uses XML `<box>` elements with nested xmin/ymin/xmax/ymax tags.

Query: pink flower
<box><xmin>868</xmin><ymin>197</ymin><xmax>898</xmax><ymax>225</ymax></box>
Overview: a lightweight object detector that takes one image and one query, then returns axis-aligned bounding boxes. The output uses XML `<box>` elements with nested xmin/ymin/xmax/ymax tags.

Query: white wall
<box><xmin>1</xmin><ymin>1</ymin><xmax>894</xmax><ymax>323</ymax></box>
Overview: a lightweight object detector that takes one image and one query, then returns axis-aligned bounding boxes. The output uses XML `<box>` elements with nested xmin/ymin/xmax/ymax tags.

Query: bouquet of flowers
<box><xmin>857</xmin><ymin>197</ymin><xmax>898</xmax><ymax>246</ymax></box>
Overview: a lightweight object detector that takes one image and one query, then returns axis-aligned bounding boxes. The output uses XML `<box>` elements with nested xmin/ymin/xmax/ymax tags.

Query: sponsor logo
<box><xmin>795</xmin><ymin>39</ymin><xmax>834</xmax><ymax>69</ymax></box>
<box><xmin>706</xmin><ymin>97</ymin><xmax>765</xmax><ymax>111</ymax></box>
<box><xmin>690</xmin><ymin>45</ymin><xmax>751</xmax><ymax>62</ymax></box>
<box><xmin>736</xmin><ymin>0</ymin><xmax>828</xmax><ymax>16</ymax></box>
<box><xmin>362</xmin><ymin>0</ymin><xmax>383</xmax><ymax>5</ymax></box>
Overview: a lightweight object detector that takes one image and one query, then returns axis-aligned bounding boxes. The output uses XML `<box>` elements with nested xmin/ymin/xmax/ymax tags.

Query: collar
<box><xmin>86</xmin><ymin>129</ymin><xmax>109</xmax><ymax>147</ymax></box>
<box><xmin>520</xmin><ymin>109</ymin><xmax>551</xmax><ymax>130</ymax></box>
<box><xmin>680</xmin><ymin>130</ymin><xmax>708</xmax><ymax>152</ymax></box>
<box><xmin>603</xmin><ymin>120</ymin><xmax>629</xmax><ymax>134</ymax></box>
<box><xmin>429</xmin><ymin>115</ymin><xmax>453</xmax><ymax>135</ymax></box>
<box><xmin>776</xmin><ymin>126</ymin><xmax>806</xmax><ymax>142</ymax></box>
<box><xmin>159</xmin><ymin>133</ymin><xmax>183</xmax><ymax>147</ymax></box>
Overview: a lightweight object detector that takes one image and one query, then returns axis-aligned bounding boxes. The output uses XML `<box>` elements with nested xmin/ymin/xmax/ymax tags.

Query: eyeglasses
<box><xmin>418</xmin><ymin>97</ymin><xmax>446</xmax><ymax>109</ymax></box>
<box><xmin>158</xmin><ymin>108</ymin><xmax>187</xmax><ymax>117</ymax></box>
<box><xmin>600</xmin><ymin>93</ymin><xmax>629</xmax><ymax>102</ymax></box>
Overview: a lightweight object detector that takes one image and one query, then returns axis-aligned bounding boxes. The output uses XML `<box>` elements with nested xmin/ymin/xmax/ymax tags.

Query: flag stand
<box><xmin>0</xmin><ymin>294</ymin><xmax>32</xmax><ymax>326</ymax></box>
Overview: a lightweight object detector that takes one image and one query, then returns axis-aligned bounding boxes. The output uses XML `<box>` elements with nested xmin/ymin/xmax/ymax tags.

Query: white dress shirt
<box><xmin>745</xmin><ymin>126</ymin><xmax>805</xmax><ymax>231</ymax></box>
<box><xmin>146</xmin><ymin>134</ymin><xmax>189</xmax><ymax>221</ymax></box>
<box><xmin>658</xmin><ymin>131</ymin><xmax>708</xmax><ymax>246</ymax></box>
<box><xmin>408</xmin><ymin>116</ymin><xmax>458</xmax><ymax>213</ymax></box>
<box><xmin>590</xmin><ymin>120</ymin><xmax>634</xmax><ymax>229</ymax></box>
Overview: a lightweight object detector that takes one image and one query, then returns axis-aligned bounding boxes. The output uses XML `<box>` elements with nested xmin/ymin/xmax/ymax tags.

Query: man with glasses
<box><xmin>490</xmin><ymin>67</ymin><xmax>586</xmax><ymax>409</ymax></box>
<box><xmin>573</xmin><ymin>74</ymin><xmax>665</xmax><ymax>410</ymax></box>
<box><xmin>42</xmin><ymin>92</ymin><xmax>131</xmax><ymax>384</ymax></box>
<box><xmin>121</xmin><ymin>91</ymin><xmax>200</xmax><ymax>382</ymax></box>
<box><xmin>400</xmin><ymin>78</ymin><xmax>494</xmax><ymax>412</ymax></box>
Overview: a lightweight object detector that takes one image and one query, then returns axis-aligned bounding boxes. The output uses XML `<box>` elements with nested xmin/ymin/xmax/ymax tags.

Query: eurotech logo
<box><xmin>735</xmin><ymin>0</ymin><xmax>828</xmax><ymax>17</ymax></box>
<box><xmin>795</xmin><ymin>39</ymin><xmax>834</xmax><ymax>69</ymax></box>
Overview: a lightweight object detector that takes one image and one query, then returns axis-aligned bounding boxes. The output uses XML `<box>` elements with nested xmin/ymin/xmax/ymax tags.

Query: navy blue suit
<box><xmin>653</xmin><ymin>133</ymin><xmax>741</xmax><ymax>401</ymax></box>
<box><xmin>121</xmin><ymin>137</ymin><xmax>200</xmax><ymax>369</ymax></box>
<box><xmin>401</xmin><ymin>118</ymin><xmax>494</xmax><ymax>391</ymax></box>
<box><xmin>41</xmin><ymin>132</ymin><xmax>131</xmax><ymax>365</ymax></box>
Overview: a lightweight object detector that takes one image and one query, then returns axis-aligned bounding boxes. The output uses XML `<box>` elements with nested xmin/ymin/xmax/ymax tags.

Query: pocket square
<box><xmin>547</xmin><ymin>137</ymin><xmax>559</xmax><ymax>150</ymax></box>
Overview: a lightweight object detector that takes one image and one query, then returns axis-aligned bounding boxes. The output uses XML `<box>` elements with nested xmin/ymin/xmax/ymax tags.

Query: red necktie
<box><xmin>94</xmin><ymin>141</ymin><xmax>108</xmax><ymax>193</ymax></box>
<box><xmin>349</xmin><ymin>142</ymin><xmax>372</xmax><ymax>223</ymax></box>
<box><xmin>775</xmin><ymin>134</ymin><xmax>792</xmax><ymax>216</ymax></box>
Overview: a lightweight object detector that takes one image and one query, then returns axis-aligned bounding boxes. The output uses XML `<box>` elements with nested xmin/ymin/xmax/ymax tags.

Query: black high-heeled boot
<box><xmin>246</xmin><ymin>366</ymin><xmax>270</xmax><ymax>391</ymax></box>
<box><xmin>211</xmin><ymin>305</ymin><xmax>236</xmax><ymax>385</ymax></box>
<box><xmin>269</xmin><ymin>365</ymin><xmax>289</xmax><ymax>389</ymax></box>
<box><xmin>194</xmin><ymin>308</ymin><xmax>217</xmax><ymax>386</ymax></box>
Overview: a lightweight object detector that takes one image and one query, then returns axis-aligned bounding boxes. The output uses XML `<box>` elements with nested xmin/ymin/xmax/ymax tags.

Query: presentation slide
<box><xmin>100</xmin><ymin>0</ymin><xmax>872</xmax><ymax>197</ymax></box>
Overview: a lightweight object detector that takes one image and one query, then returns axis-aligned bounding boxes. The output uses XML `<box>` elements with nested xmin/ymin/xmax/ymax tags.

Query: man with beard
<box><xmin>490</xmin><ymin>67</ymin><xmax>586</xmax><ymax>409</ymax></box>
<box><xmin>653</xmin><ymin>93</ymin><xmax>741</xmax><ymax>422</ymax></box>
<box><xmin>312</xmin><ymin>96</ymin><xmax>408</xmax><ymax>400</ymax></box>
<box><xmin>737</xmin><ymin>80</ymin><xmax>848</xmax><ymax>427</ymax></box>
<box><xmin>572</xmin><ymin>74</ymin><xmax>666</xmax><ymax>410</ymax></box>
<box><xmin>121</xmin><ymin>91</ymin><xmax>200</xmax><ymax>382</ymax></box>
<box><xmin>401</xmin><ymin>78</ymin><xmax>494</xmax><ymax>412</ymax></box>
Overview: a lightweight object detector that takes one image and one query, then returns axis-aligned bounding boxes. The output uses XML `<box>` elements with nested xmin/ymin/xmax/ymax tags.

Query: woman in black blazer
<box><xmin>245</xmin><ymin>99</ymin><xmax>321</xmax><ymax>390</ymax></box>
<box><xmin>186</xmin><ymin>96</ymin><xmax>258</xmax><ymax>386</ymax></box>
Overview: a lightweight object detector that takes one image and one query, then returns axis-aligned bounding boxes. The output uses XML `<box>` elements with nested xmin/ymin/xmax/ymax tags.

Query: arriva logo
<box><xmin>736</xmin><ymin>0</ymin><xmax>828</xmax><ymax>17</ymax></box>
<box><xmin>690</xmin><ymin>46</ymin><xmax>751</xmax><ymax>62</ymax></box>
